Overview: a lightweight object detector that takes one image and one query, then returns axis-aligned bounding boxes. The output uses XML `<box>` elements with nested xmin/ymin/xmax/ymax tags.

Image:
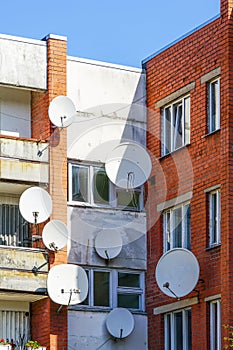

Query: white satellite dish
<box><xmin>95</xmin><ymin>229</ymin><xmax>122</xmax><ymax>260</ymax></box>
<box><xmin>105</xmin><ymin>142</ymin><xmax>152</xmax><ymax>189</ymax></box>
<box><xmin>19</xmin><ymin>187</ymin><xmax>52</xmax><ymax>224</ymax></box>
<box><xmin>48</xmin><ymin>95</ymin><xmax>76</xmax><ymax>128</ymax></box>
<box><xmin>42</xmin><ymin>220</ymin><xmax>68</xmax><ymax>251</ymax></box>
<box><xmin>106</xmin><ymin>308</ymin><xmax>135</xmax><ymax>339</ymax></box>
<box><xmin>47</xmin><ymin>264</ymin><xmax>88</xmax><ymax>305</ymax></box>
<box><xmin>155</xmin><ymin>248</ymin><xmax>200</xmax><ymax>298</ymax></box>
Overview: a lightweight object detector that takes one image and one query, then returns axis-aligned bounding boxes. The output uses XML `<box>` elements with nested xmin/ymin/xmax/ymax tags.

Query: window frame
<box><xmin>68</xmin><ymin>162</ymin><xmax>143</xmax><ymax>211</ymax></box>
<box><xmin>75</xmin><ymin>268</ymin><xmax>145</xmax><ymax>312</ymax></box>
<box><xmin>162</xmin><ymin>94</ymin><xmax>190</xmax><ymax>156</ymax></box>
<box><xmin>210</xmin><ymin>300</ymin><xmax>221</xmax><ymax>350</ymax></box>
<box><xmin>163</xmin><ymin>202</ymin><xmax>191</xmax><ymax>253</ymax></box>
<box><xmin>208</xmin><ymin>77</ymin><xmax>220</xmax><ymax>134</ymax></box>
<box><xmin>164</xmin><ymin>308</ymin><xmax>192</xmax><ymax>350</ymax></box>
<box><xmin>208</xmin><ymin>189</ymin><xmax>221</xmax><ymax>247</ymax></box>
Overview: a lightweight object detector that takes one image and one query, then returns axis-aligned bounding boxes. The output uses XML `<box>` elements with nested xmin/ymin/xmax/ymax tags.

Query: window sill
<box><xmin>67</xmin><ymin>202</ymin><xmax>145</xmax><ymax>213</ymax></box>
<box><xmin>68</xmin><ymin>305</ymin><xmax>147</xmax><ymax>315</ymax></box>
<box><xmin>202</xmin><ymin>128</ymin><xmax>220</xmax><ymax>138</ymax></box>
<box><xmin>159</xmin><ymin>143</ymin><xmax>191</xmax><ymax>160</ymax></box>
<box><xmin>205</xmin><ymin>243</ymin><xmax>221</xmax><ymax>251</ymax></box>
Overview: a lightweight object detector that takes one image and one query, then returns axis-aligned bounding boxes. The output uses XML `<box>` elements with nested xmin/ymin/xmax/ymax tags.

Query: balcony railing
<box><xmin>0</xmin><ymin>204</ymin><xmax>31</xmax><ymax>248</ymax></box>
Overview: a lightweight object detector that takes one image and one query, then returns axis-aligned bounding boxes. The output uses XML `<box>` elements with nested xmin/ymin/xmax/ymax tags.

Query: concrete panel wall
<box><xmin>67</xmin><ymin>207</ymin><xmax>146</xmax><ymax>270</ymax></box>
<box><xmin>67</xmin><ymin>57</ymin><xmax>146</xmax><ymax>163</ymax></box>
<box><xmin>68</xmin><ymin>311</ymin><xmax>147</xmax><ymax>350</ymax></box>
<box><xmin>0</xmin><ymin>34</ymin><xmax>46</xmax><ymax>90</ymax></box>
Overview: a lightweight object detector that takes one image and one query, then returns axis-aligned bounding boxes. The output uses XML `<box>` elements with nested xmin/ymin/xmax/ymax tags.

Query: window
<box><xmin>208</xmin><ymin>189</ymin><xmax>220</xmax><ymax>246</ymax></box>
<box><xmin>165</xmin><ymin>309</ymin><xmax>192</xmax><ymax>350</ymax></box>
<box><xmin>163</xmin><ymin>203</ymin><xmax>190</xmax><ymax>252</ymax></box>
<box><xmin>210</xmin><ymin>300</ymin><xmax>221</xmax><ymax>350</ymax></box>
<box><xmin>162</xmin><ymin>95</ymin><xmax>190</xmax><ymax>156</ymax></box>
<box><xmin>68</xmin><ymin>163</ymin><xmax>143</xmax><ymax>210</ymax></box>
<box><xmin>0</xmin><ymin>204</ymin><xmax>30</xmax><ymax>247</ymax></box>
<box><xmin>208</xmin><ymin>78</ymin><xmax>220</xmax><ymax>133</ymax></box>
<box><xmin>77</xmin><ymin>269</ymin><xmax>144</xmax><ymax>311</ymax></box>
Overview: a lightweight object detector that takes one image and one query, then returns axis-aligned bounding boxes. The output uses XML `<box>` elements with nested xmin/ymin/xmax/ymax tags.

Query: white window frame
<box><xmin>68</xmin><ymin>162</ymin><xmax>143</xmax><ymax>211</ymax></box>
<box><xmin>163</xmin><ymin>202</ymin><xmax>190</xmax><ymax>253</ymax></box>
<box><xmin>208</xmin><ymin>78</ymin><xmax>220</xmax><ymax>133</ymax></box>
<box><xmin>164</xmin><ymin>308</ymin><xmax>191</xmax><ymax>350</ymax></box>
<box><xmin>76</xmin><ymin>268</ymin><xmax>145</xmax><ymax>312</ymax></box>
<box><xmin>210</xmin><ymin>300</ymin><xmax>221</xmax><ymax>350</ymax></box>
<box><xmin>209</xmin><ymin>189</ymin><xmax>221</xmax><ymax>247</ymax></box>
<box><xmin>162</xmin><ymin>95</ymin><xmax>190</xmax><ymax>156</ymax></box>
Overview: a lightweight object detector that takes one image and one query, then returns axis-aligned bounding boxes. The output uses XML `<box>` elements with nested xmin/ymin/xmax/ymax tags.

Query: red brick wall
<box><xmin>145</xmin><ymin>1</ymin><xmax>233</xmax><ymax>347</ymax></box>
<box><xmin>30</xmin><ymin>36</ymin><xmax>68</xmax><ymax>350</ymax></box>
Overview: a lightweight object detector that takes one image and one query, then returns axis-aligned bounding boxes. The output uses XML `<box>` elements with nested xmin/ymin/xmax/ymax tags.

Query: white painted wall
<box><xmin>67</xmin><ymin>57</ymin><xmax>146</xmax><ymax>163</ymax></box>
<box><xmin>0</xmin><ymin>86</ymin><xmax>31</xmax><ymax>137</ymax></box>
<box><xmin>0</xmin><ymin>34</ymin><xmax>46</xmax><ymax>90</ymax></box>
<box><xmin>68</xmin><ymin>311</ymin><xmax>147</xmax><ymax>350</ymax></box>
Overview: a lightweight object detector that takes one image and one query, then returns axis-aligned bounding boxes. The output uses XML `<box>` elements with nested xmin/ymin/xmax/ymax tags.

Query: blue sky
<box><xmin>1</xmin><ymin>0</ymin><xmax>220</xmax><ymax>67</ymax></box>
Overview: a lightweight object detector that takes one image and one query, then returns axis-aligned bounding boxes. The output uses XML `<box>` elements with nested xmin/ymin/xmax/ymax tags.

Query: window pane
<box><xmin>209</xmin><ymin>191</ymin><xmax>220</xmax><ymax>245</ymax></box>
<box><xmin>93</xmin><ymin>168</ymin><xmax>109</xmax><ymax>205</ymax></box>
<box><xmin>184</xmin><ymin>205</ymin><xmax>191</xmax><ymax>250</ymax></box>
<box><xmin>164</xmin><ymin>107</ymin><xmax>171</xmax><ymax>155</ymax></box>
<box><xmin>117</xmin><ymin>294</ymin><xmax>139</xmax><ymax>309</ymax></box>
<box><xmin>118</xmin><ymin>273</ymin><xmax>140</xmax><ymax>288</ymax></box>
<box><xmin>184</xmin><ymin>97</ymin><xmax>190</xmax><ymax>144</ymax></box>
<box><xmin>209</xmin><ymin>80</ymin><xmax>220</xmax><ymax>132</ymax></box>
<box><xmin>165</xmin><ymin>314</ymin><xmax>171</xmax><ymax>350</ymax></box>
<box><xmin>172</xmin><ymin>207</ymin><xmax>182</xmax><ymax>248</ymax></box>
<box><xmin>210</xmin><ymin>301</ymin><xmax>221</xmax><ymax>350</ymax></box>
<box><xmin>164</xmin><ymin>211</ymin><xmax>171</xmax><ymax>251</ymax></box>
<box><xmin>173</xmin><ymin>102</ymin><xmax>183</xmax><ymax>149</ymax></box>
<box><xmin>174</xmin><ymin>311</ymin><xmax>183</xmax><ymax>350</ymax></box>
<box><xmin>117</xmin><ymin>189</ymin><xmax>140</xmax><ymax>209</ymax></box>
<box><xmin>72</xmin><ymin>166</ymin><xmax>88</xmax><ymax>202</ymax></box>
<box><xmin>93</xmin><ymin>271</ymin><xmax>110</xmax><ymax>307</ymax></box>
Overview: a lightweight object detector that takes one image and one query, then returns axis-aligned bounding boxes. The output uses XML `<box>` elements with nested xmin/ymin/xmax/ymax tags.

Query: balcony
<box><xmin>0</xmin><ymin>136</ymin><xmax>49</xmax><ymax>187</ymax></box>
<box><xmin>0</xmin><ymin>245</ymin><xmax>48</xmax><ymax>294</ymax></box>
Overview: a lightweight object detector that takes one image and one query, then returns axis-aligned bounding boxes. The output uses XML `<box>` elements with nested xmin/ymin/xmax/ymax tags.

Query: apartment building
<box><xmin>0</xmin><ymin>33</ymin><xmax>148</xmax><ymax>349</ymax></box>
<box><xmin>143</xmin><ymin>0</ymin><xmax>232</xmax><ymax>349</ymax></box>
